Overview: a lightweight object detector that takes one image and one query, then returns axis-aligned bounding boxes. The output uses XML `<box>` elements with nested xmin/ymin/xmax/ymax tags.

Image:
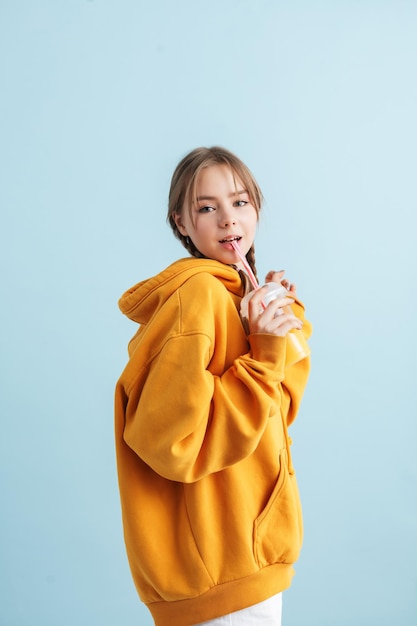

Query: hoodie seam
<box><xmin>125</xmin><ymin>331</ymin><xmax>213</xmax><ymax>395</ymax></box>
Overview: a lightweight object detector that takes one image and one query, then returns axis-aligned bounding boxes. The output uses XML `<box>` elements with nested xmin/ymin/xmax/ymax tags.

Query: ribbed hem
<box><xmin>248</xmin><ymin>334</ymin><xmax>286</xmax><ymax>372</ymax></box>
<box><xmin>147</xmin><ymin>563</ymin><xmax>294</xmax><ymax>626</ymax></box>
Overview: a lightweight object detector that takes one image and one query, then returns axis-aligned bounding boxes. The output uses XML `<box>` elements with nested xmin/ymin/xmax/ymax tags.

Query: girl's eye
<box><xmin>198</xmin><ymin>205</ymin><xmax>215</xmax><ymax>213</ymax></box>
<box><xmin>235</xmin><ymin>200</ymin><xmax>248</xmax><ymax>207</ymax></box>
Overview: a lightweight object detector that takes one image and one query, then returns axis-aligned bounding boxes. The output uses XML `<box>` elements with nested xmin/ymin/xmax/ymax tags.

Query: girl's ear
<box><xmin>173</xmin><ymin>212</ymin><xmax>188</xmax><ymax>236</ymax></box>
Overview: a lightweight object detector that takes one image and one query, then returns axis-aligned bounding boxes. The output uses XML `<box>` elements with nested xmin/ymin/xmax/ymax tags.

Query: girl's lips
<box><xmin>219</xmin><ymin>236</ymin><xmax>242</xmax><ymax>250</ymax></box>
<box><xmin>219</xmin><ymin>237</ymin><xmax>242</xmax><ymax>251</ymax></box>
<box><xmin>220</xmin><ymin>241</ymin><xmax>237</xmax><ymax>250</ymax></box>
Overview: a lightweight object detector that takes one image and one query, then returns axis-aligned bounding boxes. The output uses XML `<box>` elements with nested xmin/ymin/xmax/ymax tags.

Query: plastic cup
<box><xmin>240</xmin><ymin>282</ymin><xmax>311</xmax><ymax>367</ymax></box>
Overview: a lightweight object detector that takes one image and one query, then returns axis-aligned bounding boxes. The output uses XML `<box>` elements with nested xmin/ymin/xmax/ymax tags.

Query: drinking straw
<box><xmin>231</xmin><ymin>240</ymin><xmax>260</xmax><ymax>290</ymax></box>
<box><xmin>231</xmin><ymin>240</ymin><xmax>269</xmax><ymax>311</ymax></box>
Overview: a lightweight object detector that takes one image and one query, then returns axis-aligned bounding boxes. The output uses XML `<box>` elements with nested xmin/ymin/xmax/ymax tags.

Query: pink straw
<box><xmin>231</xmin><ymin>240</ymin><xmax>267</xmax><ymax>310</ymax></box>
<box><xmin>231</xmin><ymin>240</ymin><xmax>260</xmax><ymax>289</ymax></box>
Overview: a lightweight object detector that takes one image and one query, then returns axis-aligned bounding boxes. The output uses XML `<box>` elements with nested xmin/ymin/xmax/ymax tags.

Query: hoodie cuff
<box><xmin>248</xmin><ymin>333</ymin><xmax>287</xmax><ymax>374</ymax></box>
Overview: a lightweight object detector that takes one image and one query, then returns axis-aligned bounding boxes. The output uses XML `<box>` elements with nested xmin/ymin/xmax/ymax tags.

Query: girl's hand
<box><xmin>246</xmin><ymin>285</ymin><xmax>303</xmax><ymax>337</ymax></box>
<box><xmin>265</xmin><ymin>270</ymin><xmax>297</xmax><ymax>298</ymax></box>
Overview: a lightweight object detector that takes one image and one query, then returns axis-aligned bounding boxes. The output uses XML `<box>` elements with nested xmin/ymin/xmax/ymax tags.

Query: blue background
<box><xmin>1</xmin><ymin>1</ymin><xmax>416</xmax><ymax>625</ymax></box>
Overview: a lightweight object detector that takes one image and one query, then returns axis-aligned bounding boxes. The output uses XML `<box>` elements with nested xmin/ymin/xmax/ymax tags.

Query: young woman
<box><xmin>115</xmin><ymin>146</ymin><xmax>312</xmax><ymax>626</ymax></box>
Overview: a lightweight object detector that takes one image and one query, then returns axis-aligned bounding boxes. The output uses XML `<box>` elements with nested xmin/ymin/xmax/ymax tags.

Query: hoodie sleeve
<box><xmin>120</xmin><ymin>275</ymin><xmax>311</xmax><ymax>483</ymax></box>
<box><xmin>123</xmin><ymin>334</ymin><xmax>298</xmax><ymax>484</ymax></box>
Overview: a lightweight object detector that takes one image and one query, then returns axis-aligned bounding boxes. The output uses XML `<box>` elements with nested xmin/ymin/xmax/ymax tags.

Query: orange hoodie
<box><xmin>115</xmin><ymin>257</ymin><xmax>311</xmax><ymax>626</ymax></box>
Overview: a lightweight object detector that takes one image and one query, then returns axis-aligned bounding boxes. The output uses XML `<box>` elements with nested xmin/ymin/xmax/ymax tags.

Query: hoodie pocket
<box><xmin>253</xmin><ymin>449</ymin><xmax>303</xmax><ymax>567</ymax></box>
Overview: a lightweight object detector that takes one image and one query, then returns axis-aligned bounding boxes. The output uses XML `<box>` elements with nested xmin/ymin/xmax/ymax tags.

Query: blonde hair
<box><xmin>167</xmin><ymin>146</ymin><xmax>263</xmax><ymax>280</ymax></box>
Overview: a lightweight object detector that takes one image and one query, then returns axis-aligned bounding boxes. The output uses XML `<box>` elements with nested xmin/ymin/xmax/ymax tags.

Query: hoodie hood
<box><xmin>118</xmin><ymin>257</ymin><xmax>244</xmax><ymax>325</ymax></box>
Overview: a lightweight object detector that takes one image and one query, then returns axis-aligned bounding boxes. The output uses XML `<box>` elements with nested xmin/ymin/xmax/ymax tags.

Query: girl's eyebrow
<box><xmin>196</xmin><ymin>189</ymin><xmax>248</xmax><ymax>202</ymax></box>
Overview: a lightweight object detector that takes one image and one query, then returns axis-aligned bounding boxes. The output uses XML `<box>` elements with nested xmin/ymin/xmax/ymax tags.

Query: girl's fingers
<box><xmin>264</xmin><ymin>271</ymin><xmax>297</xmax><ymax>298</ymax></box>
<box><xmin>265</xmin><ymin>297</ymin><xmax>295</xmax><ymax>316</ymax></box>
<box><xmin>265</xmin><ymin>270</ymin><xmax>285</xmax><ymax>283</ymax></box>
<box><xmin>266</xmin><ymin>311</ymin><xmax>302</xmax><ymax>334</ymax></box>
<box><xmin>247</xmin><ymin>285</ymin><xmax>269</xmax><ymax>316</ymax></box>
<box><xmin>245</xmin><ymin>286</ymin><xmax>302</xmax><ymax>336</ymax></box>
<box><xmin>248</xmin><ymin>300</ymin><xmax>303</xmax><ymax>336</ymax></box>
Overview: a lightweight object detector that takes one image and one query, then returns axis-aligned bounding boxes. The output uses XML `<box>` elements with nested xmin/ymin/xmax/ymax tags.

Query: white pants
<box><xmin>195</xmin><ymin>592</ymin><xmax>282</xmax><ymax>625</ymax></box>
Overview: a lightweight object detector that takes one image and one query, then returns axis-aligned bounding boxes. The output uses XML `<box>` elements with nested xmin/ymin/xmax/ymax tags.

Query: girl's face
<box><xmin>174</xmin><ymin>164</ymin><xmax>258</xmax><ymax>269</ymax></box>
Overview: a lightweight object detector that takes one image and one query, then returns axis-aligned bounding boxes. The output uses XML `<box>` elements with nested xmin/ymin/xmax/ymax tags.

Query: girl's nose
<box><xmin>219</xmin><ymin>211</ymin><xmax>236</xmax><ymax>227</ymax></box>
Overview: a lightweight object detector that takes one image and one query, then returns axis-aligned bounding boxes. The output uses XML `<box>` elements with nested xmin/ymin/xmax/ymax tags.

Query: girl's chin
<box><xmin>206</xmin><ymin>251</ymin><xmax>237</xmax><ymax>266</ymax></box>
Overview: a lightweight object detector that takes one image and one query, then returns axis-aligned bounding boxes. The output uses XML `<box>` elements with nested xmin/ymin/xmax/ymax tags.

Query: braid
<box><xmin>245</xmin><ymin>245</ymin><xmax>259</xmax><ymax>283</ymax></box>
<box><xmin>176</xmin><ymin>231</ymin><xmax>206</xmax><ymax>259</ymax></box>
